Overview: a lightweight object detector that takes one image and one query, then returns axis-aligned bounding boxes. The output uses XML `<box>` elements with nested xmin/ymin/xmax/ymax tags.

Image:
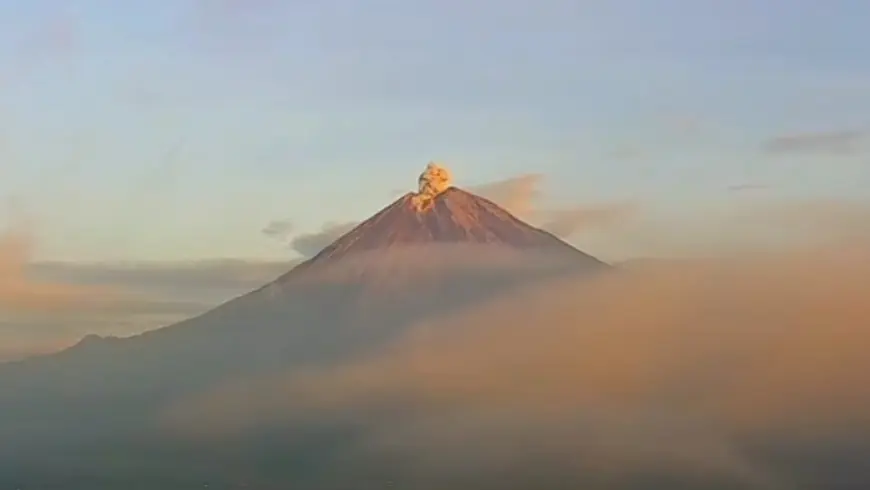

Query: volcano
<box><xmin>0</xmin><ymin>163</ymin><xmax>608</xmax><ymax>487</ymax></box>
<box><xmin>294</xmin><ymin>188</ymin><xmax>599</xmax><ymax>269</ymax></box>
<box><xmin>275</xmin><ymin>162</ymin><xmax>605</xmax><ymax>281</ymax></box>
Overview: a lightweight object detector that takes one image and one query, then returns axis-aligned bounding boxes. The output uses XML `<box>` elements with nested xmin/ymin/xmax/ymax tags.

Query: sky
<box><xmin>1</xmin><ymin>4</ymin><xmax>869</xmax><ymax>482</ymax></box>
<box><xmin>0</xmin><ymin>0</ymin><xmax>868</xmax><ymax>263</ymax></box>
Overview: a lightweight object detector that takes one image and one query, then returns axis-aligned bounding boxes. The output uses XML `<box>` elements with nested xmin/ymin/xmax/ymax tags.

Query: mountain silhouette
<box><xmin>0</xmin><ymin>163</ymin><xmax>609</xmax><ymax>487</ymax></box>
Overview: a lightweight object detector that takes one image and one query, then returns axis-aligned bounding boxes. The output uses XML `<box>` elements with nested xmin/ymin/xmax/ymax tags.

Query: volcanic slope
<box><xmin>275</xmin><ymin>186</ymin><xmax>606</xmax><ymax>284</ymax></box>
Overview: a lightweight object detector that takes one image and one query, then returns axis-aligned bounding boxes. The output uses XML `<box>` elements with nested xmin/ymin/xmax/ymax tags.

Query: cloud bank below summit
<box><xmin>0</xmin><ymin>224</ymin><xmax>291</xmax><ymax>361</ymax></box>
<box><xmin>166</xmin><ymin>241</ymin><xmax>870</xmax><ymax>488</ymax></box>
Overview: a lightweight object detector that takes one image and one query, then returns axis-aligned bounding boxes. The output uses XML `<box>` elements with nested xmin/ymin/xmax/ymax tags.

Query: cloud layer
<box><xmin>167</xmin><ymin>241</ymin><xmax>870</xmax><ymax>488</ymax></box>
<box><xmin>0</xmin><ymin>224</ymin><xmax>293</xmax><ymax>361</ymax></box>
<box><xmin>0</xmin><ymin>226</ymin><xmax>127</xmax><ymax>313</ymax></box>
<box><xmin>8</xmin><ymin>187</ymin><xmax>869</xmax><ymax>363</ymax></box>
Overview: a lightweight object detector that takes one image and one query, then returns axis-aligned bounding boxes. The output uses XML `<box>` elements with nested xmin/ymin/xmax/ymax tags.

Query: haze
<box><xmin>1</xmin><ymin>1</ymin><xmax>869</xmax><ymax>489</ymax></box>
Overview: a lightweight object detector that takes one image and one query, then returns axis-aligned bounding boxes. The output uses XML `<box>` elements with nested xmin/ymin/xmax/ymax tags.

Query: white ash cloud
<box><xmin>411</xmin><ymin>162</ymin><xmax>453</xmax><ymax>211</ymax></box>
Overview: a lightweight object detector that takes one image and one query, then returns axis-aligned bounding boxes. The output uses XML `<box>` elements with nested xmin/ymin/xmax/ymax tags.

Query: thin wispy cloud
<box><xmin>24</xmin><ymin>11</ymin><xmax>76</xmax><ymax>59</ymax></box>
<box><xmin>288</xmin><ymin>222</ymin><xmax>357</xmax><ymax>258</ymax></box>
<box><xmin>0</xmin><ymin>222</ymin><xmax>288</xmax><ymax>360</ymax></box>
<box><xmin>605</xmin><ymin>144</ymin><xmax>645</xmax><ymax>161</ymax></box>
<box><xmin>261</xmin><ymin>219</ymin><xmax>294</xmax><ymax>240</ymax></box>
<box><xmin>182</xmin><ymin>0</ymin><xmax>285</xmax><ymax>55</ymax></box>
<box><xmin>32</xmin><ymin>258</ymin><xmax>292</xmax><ymax>295</ymax></box>
<box><xmin>540</xmin><ymin>202</ymin><xmax>639</xmax><ymax>238</ymax></box>
<box><xmin>550</xmin><ymin>197</ymin><xmax>870</xmax><ymax>263</ymax></box>
<box><xmin>747</xmin><ymin>198</ymin><xmax>870</xmax><ymax>242</ymax></box>
<box><xmin>762</xmin><ymin>129</ymin><xmax>867</xmax><ymax>155</ymax></box>
<box><xmin>1</xmin><ymin>8</ymin><xmax>76</xmax><ymax>87</ymax></box>
<box><xmin>728</xmin><ymin>183</ymin><xmax>771</xmax><ymax>192</ymax></box>
<box><xmin>0</xmin><ymin>223</ymin><xmax>143</xmax><ymax>359</ymax></box>
<box><xmin>471</xmin><ymin>173</ymin><xmax>543</xmax><ymax>219</ymax></box>
<box><xmin>0</xmin><ymin>226</ymin><xmax>123</xmax><ymax>313</ymax></box>
<box><xmin>469</xmin><ymin>174</ymin><xmax>638</xmax><ymax>238</ymax></box>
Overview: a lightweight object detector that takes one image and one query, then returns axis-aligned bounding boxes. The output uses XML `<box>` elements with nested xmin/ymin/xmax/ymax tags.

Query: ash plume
<box><xmin>411</xmin><ymin>162</ymin><xmax>453</xmax><ymax>211</ymax></box>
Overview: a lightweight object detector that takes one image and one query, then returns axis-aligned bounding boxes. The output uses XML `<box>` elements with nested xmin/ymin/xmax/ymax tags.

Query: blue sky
<box><xmin>0</xmin><ymin>0</ymin><xmax>868</xmax><ymax>261</ymax></box>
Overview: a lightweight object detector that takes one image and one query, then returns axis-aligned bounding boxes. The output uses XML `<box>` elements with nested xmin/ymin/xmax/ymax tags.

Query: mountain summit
<box><xmin>290</xmin><ymin>162</ymin><xmax>606</xmax><ymax>273</ymax></box>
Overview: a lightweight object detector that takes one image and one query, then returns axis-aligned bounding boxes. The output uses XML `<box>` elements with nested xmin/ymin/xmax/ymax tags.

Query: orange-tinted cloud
<box><xmin>575</xmin><ymin>198</ymin><xmax>870</xmax><ymax>261</ymax></box>
<box><xmin>539</xmin><ymin>201</ymin><xmax>639</xmax><ymax>238</ymax></box>
<box><xmin>0</xmin><ymin>225</ymin><xmax>236</xmax><ymax>360</ymax></box>
<box><xmin>0</xmin><ymin>227</ymin><xmax>124</xmax><ymax>313</ymax></box>
<box><xmin>470</xmin><ymin>174</ymin><xmax>637</xmax><ymax>237</ymax></box>
<box><xmin>471</xmin><ymin>173</ymin><xmax>543</xmax><ymax>219</ymax></box>
<box><xmin>166</xmin><ymin>241</ymin><xmax>870</xmax><ymax>486</ymax></box>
